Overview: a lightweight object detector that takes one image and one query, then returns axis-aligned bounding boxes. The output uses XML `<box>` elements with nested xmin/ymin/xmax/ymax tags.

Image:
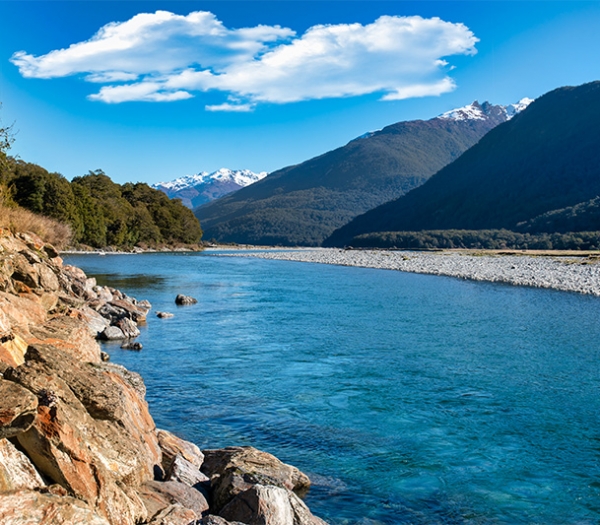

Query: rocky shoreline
<box><xmin>222</xmin><ymin>248</ymin><xmax>600</xmax><ymax>296</ymax></box>
<box><xmin>0</xmin><ymin>229</ymin><xmax>326</xmax><ymax>525</ymax></box>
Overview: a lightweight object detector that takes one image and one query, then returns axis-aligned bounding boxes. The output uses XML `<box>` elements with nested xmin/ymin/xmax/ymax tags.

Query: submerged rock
<box><xmin>121</xmin><ymin>341</ymin><xmax>143</xmax><ymax>351</ymax></box>
<box><xmin>175</xmin><ymin>294</ymin><xmax>197</xmax><ymax>305</ymax></box>
<box><xmin>156</xmin><ymin>311</ymin><xmax>174</xmax><ymax>319</ymax></box>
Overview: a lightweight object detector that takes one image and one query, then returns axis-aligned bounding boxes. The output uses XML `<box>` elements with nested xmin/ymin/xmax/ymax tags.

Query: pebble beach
<box><xmin>222</xmin><ymin>248</ymin><xmax>600</xmax><ymax>297</ymax></box>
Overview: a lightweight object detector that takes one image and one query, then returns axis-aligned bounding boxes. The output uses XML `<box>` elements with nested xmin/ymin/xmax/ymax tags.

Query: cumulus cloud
<box><xmin>11</xmin><ymin>10</ymin><xmax>478</xmax><ymax>110</ymax></box>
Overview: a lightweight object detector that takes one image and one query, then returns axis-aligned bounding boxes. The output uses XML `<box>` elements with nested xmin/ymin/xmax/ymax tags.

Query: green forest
<box><xmin>1</xmin><ymin>157</ymin><xmax>202</xmax><ymax>249</ymax></box>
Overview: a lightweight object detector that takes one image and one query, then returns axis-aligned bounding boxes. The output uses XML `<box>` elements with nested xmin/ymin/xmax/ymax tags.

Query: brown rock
<box><xmin>110</xmin><ymin>298</ymin><xmax>149</xmax><ymax>323</ymax></box>
<box><xmin>4</xmin><ymin>346</ymin><xmax>160</xmax><ymax>524</ymax></box>
<box><xmin>202</xmin><ymin>516</ymin><xmax>247</xmax><ymax>525</ymax></box>
<box><xmin>201</xmin><ymin>446</ymin><xmax>311</xmax><ymax>511</ymax></box>
<box><xmin>0</xmin><ymin>438</ymin><xmax>45</xmax><ymax>491</ymax></box>
<box><xmin>117</xmin><ymin>317</ymin><xmax>141</xmax><ymax>339</ymax></box>
<box><xmin>158</xmin><ymin>429</ymin><xmax>204</xmax><ymax>473</ymax></box>
<box><xmin>147</xmin><ymin>503</ymin><xmax>198</xmax><ymax>525</ymax></box>
<box><xmin>0</xmin><ymin>332</ymin><xmax>28</xmax><ymax>368</ymax></box>
<box><xmin>0</xmin><ymin>379</ymin><xmax>38</xmax><ymax>439</ymax></box>
<box><xmin>138</xmin><ymin>480</ymin><xmax>209</xmax><ymax>520</ymax></box>
<box><xmin>0</xmin><ymin>490</ymin><xmax>111</xmax><ymax>525</ymax></box>
<box><xmin>28</xmin><ymin>315</ymin><xmax>102</xmax><ymax>363</ymax></box>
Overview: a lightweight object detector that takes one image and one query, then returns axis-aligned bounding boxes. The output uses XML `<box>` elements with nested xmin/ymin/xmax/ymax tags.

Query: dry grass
<box><xmin>0</xmin><ymin>204</ymin><xmax>72</xmax><ymax>249</ymax></box>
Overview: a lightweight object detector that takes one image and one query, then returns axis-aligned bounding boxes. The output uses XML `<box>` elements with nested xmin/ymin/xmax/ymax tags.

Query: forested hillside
<box><xmin>3</xmin><ymin>159</ymin><xmax>202</xmax><ymax>249</ymax></box>
<box><xmin>195</xmin><ymin>103</ymin><xmax>512</xmax><ymax>246</ymax></box>
<box><xmin>326</xmin><ymin>81</ymin><xmax>600</xmax><ymax>248</ymax></box>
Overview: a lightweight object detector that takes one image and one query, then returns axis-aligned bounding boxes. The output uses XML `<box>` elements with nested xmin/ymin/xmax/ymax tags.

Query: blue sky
<box><xmin>1</xmin><ymin>1</ymin><xmax>599</xmax><ymax>185</ymax></box>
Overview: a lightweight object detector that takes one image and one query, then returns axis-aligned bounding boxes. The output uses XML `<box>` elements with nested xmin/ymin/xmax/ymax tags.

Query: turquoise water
<box><xmin>64</xmin><ymin>252</ymin><xmax>600</xmax><ymax>524</ymax></box>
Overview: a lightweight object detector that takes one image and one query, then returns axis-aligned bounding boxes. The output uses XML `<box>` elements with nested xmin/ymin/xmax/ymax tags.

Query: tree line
<box><xmin>2</xmin><ymin>158</ymin><xmax>202</xmax><ymax>249</ymax></box>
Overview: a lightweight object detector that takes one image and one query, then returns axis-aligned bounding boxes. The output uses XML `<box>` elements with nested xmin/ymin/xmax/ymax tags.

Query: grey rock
<box><xmin>120</xmin><ymin>341</ymin><xmax>143</xmax><ymax>351</ymax></box>
<box><xmin>156</xmin><ymin>311</ymin><xmax>175</xmax><ymax>319</ymax></box>
<box><xmin>166</xmin><ymin>454</ymin><xmax>209</xmax><ymax>487</ymax></box>
<box><xmin>219</xmin><ymin>485</ymin><xmax>327</xmax><ymax>525</ymax></box>
<box><xmin>98</xmin><ymin>325</ymin><xmax>126</xmax><ymax>340</ymax></box>
<box><xmin>175</xmin><ymin>294</ymin><xmax>197</xmax><ymax>305</ymax></box>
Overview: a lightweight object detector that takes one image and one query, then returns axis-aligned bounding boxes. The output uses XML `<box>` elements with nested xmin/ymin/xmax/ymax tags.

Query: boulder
<box><xmin>219</xmin><ymin>485</ymin><xmax>327</xmax><ymax>525</ymax></box>
<box><xmin>110</xmin><ymin>298</ymin><xmax>149</xmax><ymax>323</ymax></box>
<box><xmin>157</xmin><ymin>311</ymin><xmax>174</xmax><ymax>319</ymax></box>
<box><xmin>0</xmin><ymin>379</ymin><xmax>38</xmax><ymax>439</ymax></box>
<box><xmin>4</xmin><ymin>345</ymin><xmax>161</xmax><ymax>524</ymax></box>
<box><xmin>117</xmin><ymin>317</ymin><xmax>141</xmax><ymax>339</ymax></box>
<box><xmin>99</xmin><ymin>326</ymin><xmax>126</xmax><ymax>340</ymax></box>
<box><xmin>201</xmin><ymin>446</ymin><xmax>311</xmax><ymax>512</ymax></box>
<box><xmin>175</xmin><ymin>294</ymin><xmax>197</xmax><ymax>305</ymax></box>
<box><xmin>158</xmin><ymin>429</ymin><xmax>204</xmax><ymax>473</ymax></box>
<box><xmin>138</xmin><ymin>480</ymin><xmax>209</xmax><ymax>520</ymax></box>
<box><xmin>166</xmin><ymin>454</ymin><xmax>210</xmax><ymax>487</ymax></box>
<box><xmin>0</xmin><ymin>438</ymin><xmax>45</xmax><ymax>491</ymax></box>
<box><xmin>0</xmin><ymin>490</ymin><xmax>111</xmax><ymax>525</ymax></box>
<box><xmin>28</xmin><ymin>315</ymin><xmax>102</xmax><ymax>363</ymax></box>
<box><xmin>71</xmin><ymin>306</ymin><xmax>111</xmax><ymax>337</ymax></box>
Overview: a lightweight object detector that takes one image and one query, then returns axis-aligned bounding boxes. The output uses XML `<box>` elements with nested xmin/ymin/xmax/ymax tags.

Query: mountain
<box><xmin>195</xmin><ymin>100</ymin><xmax>530</xmax><ymax>246</ymax></box>
<box><xmin>325</xmin><ymin>81</ymin><xmax>600</xmax><ymax>247</ymax></box>
<box><xmin>153</xmin><ymin>168</ymin><xmax>267</xmax><ymax>209</ymax></box>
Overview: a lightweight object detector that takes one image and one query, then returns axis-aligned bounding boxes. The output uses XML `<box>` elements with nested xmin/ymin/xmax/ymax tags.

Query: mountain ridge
<box><xmin>195</xmin><ymin>99</ymin><xmax>529</xmax><ymax>246</ymax></box>
<box><xmin>153</xmin><ymin>168</ymin><xmax>267</xmax><ymax>209</ymax></box>
<box><xmin>324</xmin><ymin>81</ymin><xmax>600</xmax><ymax>247</ymax></box>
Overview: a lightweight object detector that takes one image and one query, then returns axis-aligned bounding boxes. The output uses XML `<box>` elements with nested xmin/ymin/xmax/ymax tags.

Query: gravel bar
<box><xmin>220</xmin><ymin>248</ymin><xmax>600</xmax><ymax>296</ymax></box>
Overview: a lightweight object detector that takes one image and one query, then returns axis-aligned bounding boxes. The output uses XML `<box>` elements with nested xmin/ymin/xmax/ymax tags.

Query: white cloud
<box><xmin>206</xmin><ymin>102</ymin><xmax>254</xmax><ymax>112</ymax></box>
<box><xmin>11</xmin><ymin>11</ymin><xmax>478</xmax><ymax>110</ymax></box>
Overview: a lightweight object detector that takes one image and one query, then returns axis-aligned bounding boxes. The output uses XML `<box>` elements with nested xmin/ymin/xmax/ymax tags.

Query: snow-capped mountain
<box><xmin>438</xmin><ymin>98</ymin><xmax>534</xmax><ymax>121</ymax></box>
<box><xmin>356</xmin><ymin>98</ymin><xmax>533</xmax><ymax>140</ymax></box>
<box><xmin>153</xmin><ymin>168</ymin><xmax>267</xmax><ymax>209</ymax></box>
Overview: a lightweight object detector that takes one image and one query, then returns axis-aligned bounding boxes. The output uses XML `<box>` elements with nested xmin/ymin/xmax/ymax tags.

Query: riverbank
<box><xmin>221</xmin><ymin>248</ymin><xmax>600</xmax><ymax>296</ymax></box>
<box><xmin>0</xmin><ymin>230</ymin><xmax>326</xmax><ymax>525</ymax></box>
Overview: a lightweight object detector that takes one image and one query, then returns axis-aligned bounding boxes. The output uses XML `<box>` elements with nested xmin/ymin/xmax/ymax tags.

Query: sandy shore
<box><xmin>221</xmin><ymin>248</ymin><xmax>600</xmax><ymax>297</ymax></box>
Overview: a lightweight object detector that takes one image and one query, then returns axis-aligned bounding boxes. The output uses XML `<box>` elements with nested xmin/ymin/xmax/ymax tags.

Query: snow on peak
<box><xmin>438</xmin><ymin>98</ymin><xmax>534</xmax><ymax>122</ymax></box>
<box><xmin>439</xmin><ymin>101</ymin><xmax>487</xmax><ymax>121</ymax></box>
<box><xmin>154</xmin><ymin>169</ymin><xmax>267</xmax><ymax>191</ymax></box>
<box><xmin>504</xmin><ymin>97</ymin><xmax>534</xmax><ymax>118</ymax></box>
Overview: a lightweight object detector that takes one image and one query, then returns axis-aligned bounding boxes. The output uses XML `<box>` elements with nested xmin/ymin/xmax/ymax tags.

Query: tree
<box><xmin>0</xmin><ymin>103</ymin><xmax>16</xmax><ymax>206</ymax></box>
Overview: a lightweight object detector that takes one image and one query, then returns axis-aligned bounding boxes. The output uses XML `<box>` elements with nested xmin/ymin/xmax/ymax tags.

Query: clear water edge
<box><xmin>64</xmin><ymin>251</ymin><xmax>600</xmax><ymax>525</ymax></box>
